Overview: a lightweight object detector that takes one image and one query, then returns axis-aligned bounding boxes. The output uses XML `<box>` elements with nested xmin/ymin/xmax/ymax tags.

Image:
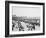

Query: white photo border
<box><xmin>9</xmin><ymin>3</ymin><xmax>43</xmax><ymax>35</ymax></box>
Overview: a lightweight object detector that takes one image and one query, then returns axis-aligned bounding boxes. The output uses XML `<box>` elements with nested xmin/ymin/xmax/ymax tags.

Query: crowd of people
<box><xmin>12</xmin><ymin>19</ymin><xmax>40</xmax><ymax>31</ymax></box>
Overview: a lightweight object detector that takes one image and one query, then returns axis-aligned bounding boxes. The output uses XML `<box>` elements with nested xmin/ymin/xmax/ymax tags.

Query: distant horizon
<box><xmin>12</xmin><ymin>15</ymin><xmax>40</xmax><ymax>18</ymax></box>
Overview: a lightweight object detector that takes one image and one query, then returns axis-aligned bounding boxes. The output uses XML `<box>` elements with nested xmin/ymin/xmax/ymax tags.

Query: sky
<box><xmin>12</xmin><ymin>6</ymin><xmax>41</xmax><ymax>17</ymax></box>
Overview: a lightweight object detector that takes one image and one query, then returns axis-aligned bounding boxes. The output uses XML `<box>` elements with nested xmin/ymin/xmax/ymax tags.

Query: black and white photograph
<box><xmin>5</xmin><ymin>1</ymin><xmax>45</xmax><ymax>37</ymax></box>
<box><xmin>12</xmin><ymin>6</ymin><xmax>40</xmax><ymax>31</ymax></box>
